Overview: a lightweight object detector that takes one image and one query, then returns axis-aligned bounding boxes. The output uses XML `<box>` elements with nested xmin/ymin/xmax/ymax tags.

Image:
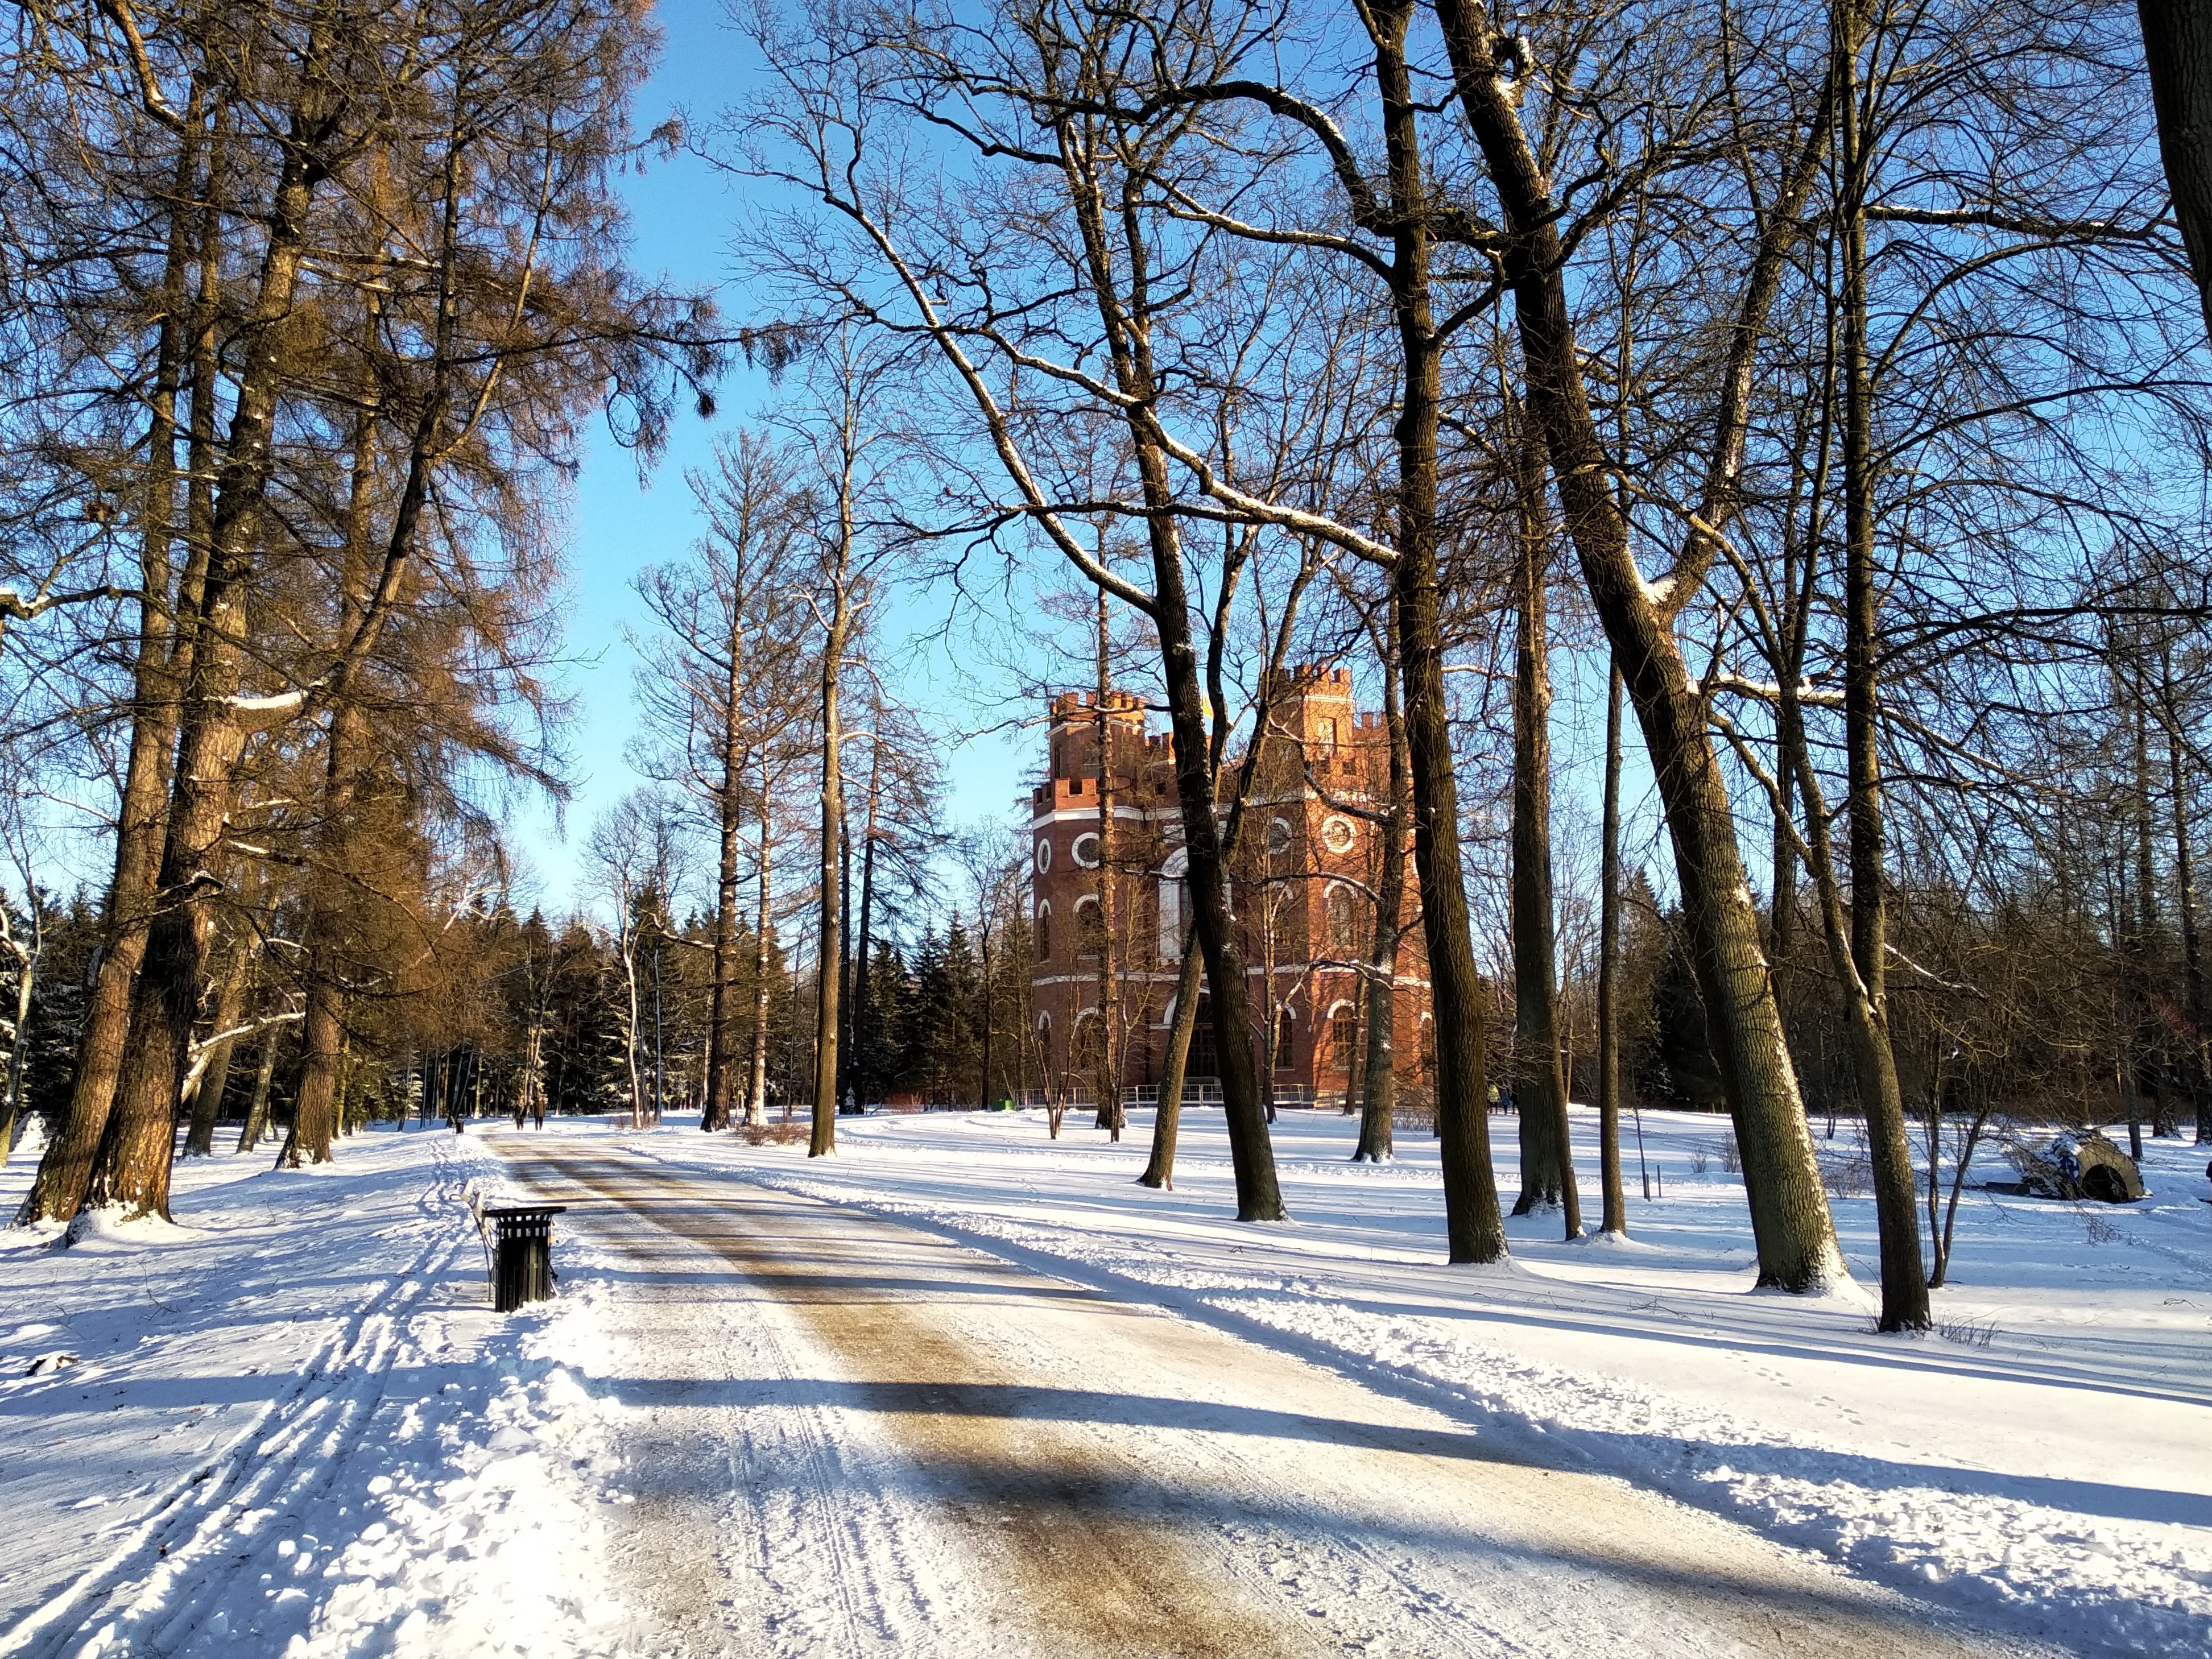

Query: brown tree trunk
<box><xmin>2161</xmin><ymin>657</ymin><xmax>2211</xmax><ymax>1143</ymax></box>
<box><xmin>236</xmin><ymin>1033</ymin><xmax>279</xmax><ymax>1155</ymax></box>
<box><xmin>1838</xmin><ymin>5</ymin><xmax>1931</xmax><ymax>1328</ymax></box>
<box><xmin>284</xmin><ymin>338</ymin><xmax>385</xmax><ymax>1171</ymax></box>
<box><xmin>1355</xmin><ymin>622</ymin><xmax>1411</xmax><ymax>1165</ymax></box>
<box><xmin>704</xmin><ymin>549</ymin><xmax>750</xmax><ymax>1131</ymax></box>
<box><xmin>747</xmin><ymin>767</ymin><xmax>774</xmax><ymax>1127</ymax></box>
<box><xmin>2140</xmin><ymin>0</ymin><xmax>2212</xmax><ymax>345</ymax></box>
<box><xmin>1437</xmin><ymin>0</ymin><xmax>1840</xmax><ymax>1288</ymax></box>
<box><xmin>1508</xmin><ymin>414</ymin><xmax>1580</xmax><ymax>1236</ymax></box>
<box><xmin>22</xmin><ymin>102</ymin><xmax>204</xmax><ymax>1222</ymax></box>
<box><xmin>2131</xmin><ymin>690</ymin><xmax>2179</xmax><ymax>1137</ymax></box>
<box><xmin>835</xmin><ymin>801</ymin><xmax>854</xmax><ymax>1110</ymax></box>
<box><xmin>181</xmin><ymin>941</ymin><xmax>251</xmax><ymax>1156</ymax></box>
<box><xmin>82</xmin><ymin>104</ymin><xmax>330</xmax><ymax>1222</ymax></box>
<box><xmin>1597</xmin><ymin>662</ymin><xmax>1630</xmax><ymax>1235</ymax></box>
<box><xmin>1057</xmin><ymin>130</ymin><xmax>1283</xmax><ymax>1219</ymax></box>
<box><xmin>847</xmin><ymin>716</ymin><xmax>882</xmax><ymax>1112</ymax></box>
<box><xmin>704</xmin><ymin>736</ymin><xmax>746</xmax><ymax>1131</ymax></box>
<box><xmin>1139</xmin><ymin>928</ymin><xmax>1204</xmax><ymax>1189</ymax></box>
<box><xmin>1094</xmin><ymin>586</ymin><xmax>1123</xmax><ymax>1136</ymax></box>
<box><xmin>977</xmin><ymin>919</ymin><xmax>996</xmax><ymax>1109</ymax></box>
<box><xmin>1370</xmin><ymin>0</ymin><xmax>1504</xmax><ymax>1261</ymax></box>
<box><xmin>809</xmin><ymin>446</ymin><xmax>855</xmax><ymax>1157</ymax></box>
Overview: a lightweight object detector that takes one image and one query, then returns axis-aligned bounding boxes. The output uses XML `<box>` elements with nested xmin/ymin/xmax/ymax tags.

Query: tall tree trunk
<box><xmin>1355</xmin><ymin>621</ymin><xmax>1411</xmax><ymax>1164</ymax></box>
<box><xmin>747</xmin><ymin>767</ymin><xmax>774</xmax><ymax>1127</ymax></box>
<box><xmin>810</xmin><ymin>444</ymin><xmax>855</xmax><ymax>1156</ymax></box>
<box><xmin>1838</xmin><ymin>3</ymin><xmax>1932</xmax><ymax>1328</ymax></box>
<box><xmin>2132</xmin><ymin>688</ymin><xmax>2178</xmax><ymax>1136</ymax></box>
<box><xmin>2139</xmin><ymin>1</ymin><xmax>2212</xmax><ymax>345</ymax></box>
<box><xmin>1139</xmin><ymin>928</ymin><xmax>1204</xmax><ymax>1189</ymax></box>
<box><xmin>84</xmin><ymin>95</ymin><xmax>332</xmax><ymax>1222</ymax></box>
<box><xmin>2161</xmin><ymin>657</ymin><xmax>2211</xmax><ymax>1143</ymax></box>
<box><xmin>1056</xmin><ymin>117</ymin><xmax>1282</xmax><ymax>1218</ymax></box>
<box><xmin>21</xmin><ymin>101</ymin><xmax>205</xmax><ymax>1222</ymax></box>
<box><xmin>1597</xmin><ymin>661</ymin><xmax>1629</xmax><ymax>1235</ymax></box>
<box><xmin>1</xmin><ymin>909</ymin><xmax>40</xmax><ymax>1164</ymax></box>
<box><xmin>835</xmin><ymin>797</ymin><xmax>854</xmax><ymax>1111</ymax></box>
<box><xmin>1371</xmin><ymin>0</ymin><xmax>1504</xmax><ymax>1261</ymax></box>
<box><xmin>977</xmin><ymin>921</ymin><xmax>996</xmax><ymax>1108</ymax></box>
<box><xmin>620</xmin><ymin>924</ymin><xmax>645</xmax><ymax>1127</ymax></box>
<box><xmin>236</xmin><ymin>1033</ymin><xmax>278</xmax><ymax>1155</ymax></box>
<box><xmin>1437</xmin><ymin>0</ymin><xmax>1841</xmax><ymax>1288</ymax></box>
<box><xmin>284</xmin><ymin>334</ymin><xmax>384</xmax><ymax>1170</ymax></box>
<box><xmin>181</xmin><ymin>940</ymin><xmax>251</xmax><ymax>1156</ymax></box>
<box><xmin>847</xmin><ymin>714</ymin><xmax>882</xmax><ymax>1112</ymax></box>
<box><xmin>705</xmin><ymin>745</ymin><xmax>746</xmax><ymax>1131</ymax></box>
<box><xmin>1094</xmin><ymin>586</ymin><xmax>1123</xmax><ymax>1136</ymax></box>
<box><xmin>704</xmin><ymin>571</ymin><xmax>749</xmax><ymax>1131</ymax></box>
<box><xmin>1508</xmin><ymin>414</ymin><xmax>1580</xmax><ymax>1235</ymax></box>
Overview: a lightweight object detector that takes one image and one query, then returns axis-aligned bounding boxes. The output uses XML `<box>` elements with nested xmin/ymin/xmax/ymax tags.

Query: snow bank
<box><xmin>0</xmin><ymin>1127</ymin><xmax>638</xmax><ymax>1659</ymax></box>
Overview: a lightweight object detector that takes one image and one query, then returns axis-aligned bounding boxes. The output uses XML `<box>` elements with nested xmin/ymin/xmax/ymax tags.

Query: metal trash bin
<box><xmin>483</xmin><ymin>1205</ymin><xmax>567</xmax><ymax>1312</ymax></box>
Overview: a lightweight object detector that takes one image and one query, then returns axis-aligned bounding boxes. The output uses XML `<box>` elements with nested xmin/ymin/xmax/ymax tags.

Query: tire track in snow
<box><xmin>0</xmin><ymin>1143</ymin><xmax>475</xmax><ymax>1659</ymax></box>
<box><xmin>518</xmin><ymin>1150</ymin><xmax>1297</xmax><ymax>1658</ymax></box>
<box><xmin>528</xmin><ymin>1152</ymin><xmax>936</xmax><ymax>1657</ymax></box>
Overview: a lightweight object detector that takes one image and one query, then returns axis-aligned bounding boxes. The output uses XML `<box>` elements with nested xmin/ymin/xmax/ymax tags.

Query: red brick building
<box><xmin>1027</xmin><ymin>669</ymin><xmax>1430</xmax><ymax>1107</ymax></box>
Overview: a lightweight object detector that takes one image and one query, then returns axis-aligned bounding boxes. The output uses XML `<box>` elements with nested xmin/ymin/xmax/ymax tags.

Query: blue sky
<box><xmin>513</xmin><ymin>0</ymin><xmax>1663</xmax><ymax>926</ymax></box>
<box><xmin>509</xmin><ymin>0</ymin><xmax>1031</xmax><ymax>907</ymax></box>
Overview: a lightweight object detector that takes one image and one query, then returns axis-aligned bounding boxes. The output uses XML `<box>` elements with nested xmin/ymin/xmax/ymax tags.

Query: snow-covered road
<box><xmin>508</xmin><ymin>1141</ymin><xmax>2066</xmax><ymax>1658</ymax></box>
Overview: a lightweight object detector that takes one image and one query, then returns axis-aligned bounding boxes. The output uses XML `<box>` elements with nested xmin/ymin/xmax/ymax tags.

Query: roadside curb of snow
<box><xmin>689</xmin><ymin>1152</ymin><xmax>2209</xmax><ymax>1659</ymax></box>
<box><xmin>281</xmin><ymin>1259</ymin><xmax>635</xmax><ymax>1658</ymax></box>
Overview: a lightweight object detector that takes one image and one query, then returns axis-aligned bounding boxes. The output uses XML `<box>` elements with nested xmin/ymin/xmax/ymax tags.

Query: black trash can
<box><xmin>483</xmin><ymin>1205</ymin><xmax>566</xmax><ymax>1312</ymax></box>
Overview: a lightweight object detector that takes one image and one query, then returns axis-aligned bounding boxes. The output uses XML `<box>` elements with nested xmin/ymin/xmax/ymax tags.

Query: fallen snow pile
<box><xmin>0</xmin><ymin>1128</ymin><xmax>637</xmax><ymax>1659</ymax></box>
<box><xmin>625</xmin><ymin>1107</ymin><xmax>2212</xmax><ymax>1659</ymax></box>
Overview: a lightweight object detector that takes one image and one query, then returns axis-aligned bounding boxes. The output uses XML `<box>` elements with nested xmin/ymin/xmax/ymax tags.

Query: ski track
<box><xmin>0</xmin><ymin>1143</ymin><xmax>470</xmax><ymax>1659</ymax></box>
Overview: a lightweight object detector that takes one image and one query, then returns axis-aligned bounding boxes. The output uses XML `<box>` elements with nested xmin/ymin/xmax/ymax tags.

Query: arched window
<box><xmin>1274</xmin><ymin>1007</ymin><xmax>1296</xmax><ymax>1069</ymax></box>
<box><xmin>1072</xmin><ymin>1011</ymin><xmax>1105</xmax><ymax>1074</ymax></box>
<box><xmin>1034</xmin><ymin>904</ymin><xmax>1052</xmax><ymax>963</ymax></box>
<box><xmin>1073</xmin><ymin>895</ymin><xmax>1103</xmax><ymax>959</ymax></box>
<box><xmin>1327</xmin><ymin>1002</ymin><xmax>1358</xmax><ymax>1073</ymax></box>
<box><xmin>1419</xmin><ymin>1015</ymin><xmax>1436</xmax><ymax>1080</ymax></box>
<box><xmin>1188</xmin><ymin>998</ymin><xmax>1217</xmax><ymax>1076</ymax></box>
<box><xmin>1324</xmin><ymin>883</ymin><xmax>1359</xmax><ymax>953</ymax></box>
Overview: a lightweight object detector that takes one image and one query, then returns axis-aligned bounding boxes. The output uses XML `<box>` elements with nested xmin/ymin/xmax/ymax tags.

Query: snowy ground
<box><xmin>0</xmin><ymin>1104</ymin><xmax>2203</xmax><ymax>1657</ymax></box>
<box><xmin>614</xmin><ymin>1102</ymin><xmax>2212</xmax><ymax>1657</ymax></box>
<box><xmin>0</xmin><ymin>1124</ymin><xmax>632</xmax><ymax>1658</ymax></box>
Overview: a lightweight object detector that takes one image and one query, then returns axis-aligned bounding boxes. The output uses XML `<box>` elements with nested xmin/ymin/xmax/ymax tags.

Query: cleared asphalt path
<box><xmin>502</xmin><ymin>1143</ymin><xmax>2070</xmax><ymax>1659</ymax></box>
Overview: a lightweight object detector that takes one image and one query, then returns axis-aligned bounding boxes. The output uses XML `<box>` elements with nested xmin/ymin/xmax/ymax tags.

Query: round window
<box><xmin>1072</xmin><ymin>833</ymin><xmax>1101</xmax><ymax>868</ymax></box>
<box><xmin>1035</xmin><ymin>838</ymin><xmax>1052</xmax><ymax>874</ymax></box>
<box><xmin>1321</xmin><ymin>816</ymin><xmax>1356</xmax><ymax>854</ymax></box>
<box><xmin>1266</xmin><ymin>816</ymin><xmax>1293</xmax><ymax>855</ymax></box>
